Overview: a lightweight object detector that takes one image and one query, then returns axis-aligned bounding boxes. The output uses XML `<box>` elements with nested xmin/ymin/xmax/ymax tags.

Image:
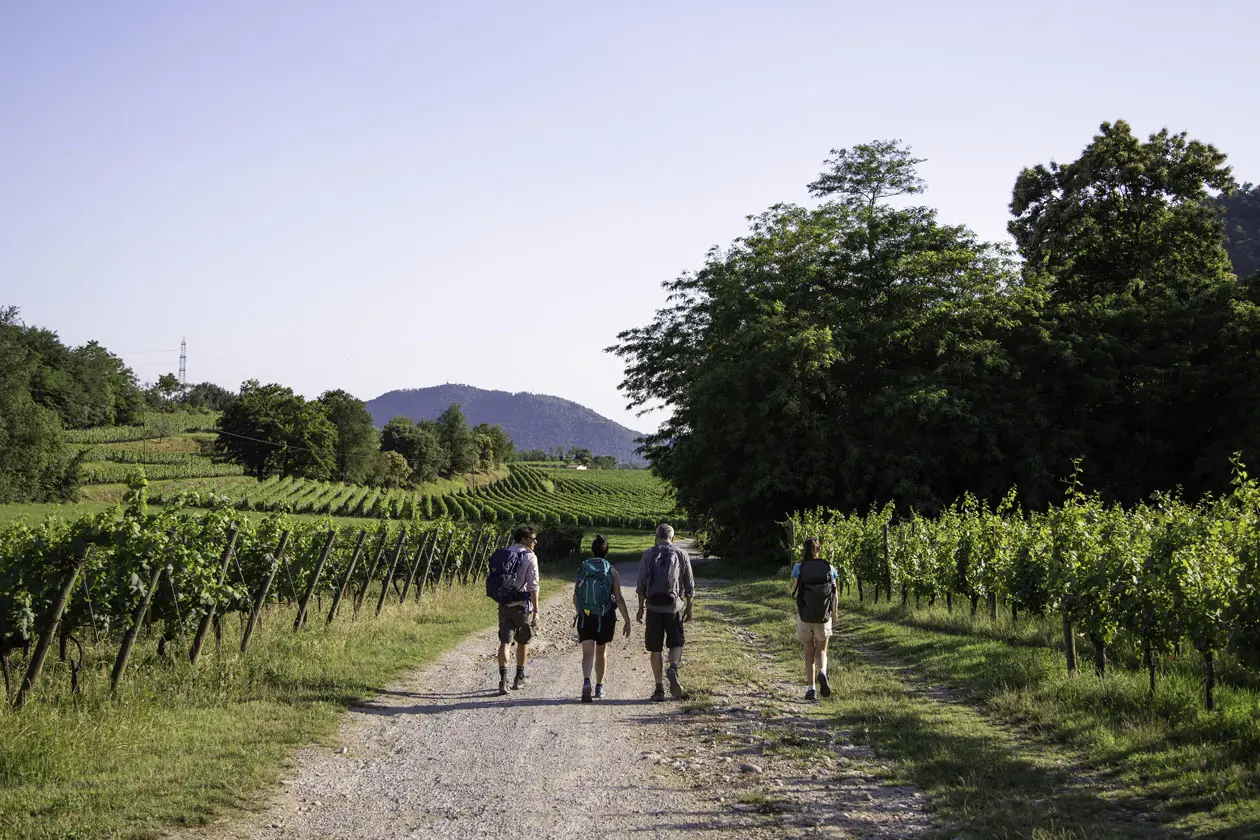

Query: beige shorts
<box><xmin>795</xmin><ymin>618</ymin><xmax>832</xmax><ymax>645</ymax></box>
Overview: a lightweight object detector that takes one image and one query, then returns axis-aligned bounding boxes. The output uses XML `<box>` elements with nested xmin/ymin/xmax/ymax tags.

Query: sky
<box><xmin>2</xmin><ymin>1</ymin><xmax>1257</xmax><ymax>434</ymax></box>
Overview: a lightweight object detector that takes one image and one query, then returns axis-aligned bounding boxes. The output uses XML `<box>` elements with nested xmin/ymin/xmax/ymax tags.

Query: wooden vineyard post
<box><xmin>435</xmin><ymin>534</ymin><xmax>458</xmax><ymax>586</ymax></box>
<box><xmin>240</xmin><ymin>531</ymin><xmax>292</xmax><ymax>654</ymax></box>
<box><xmin>415</xmin><ymin>532</ymin><xmax>449</xmax><ymax>603</ymax></box>
<box><xmin>401</xmin><ymin>531</ymin><xmax>435</xmax><ymax>603</ymax></box>
<box><xmin>464</xmin><ymin>527</ymin><xmax>491</xmax><ymax>585</ymax></box>
<box><xmin>190</xmin><ymin>527</ymin><xmax>239</xmax><ymax>666</ymax></box>
<box><xmin>327</xmin><ymin>530</ymin><xmax>368</xmax><ymax>625</ymax></box>
<box><xmin>294</xmin><ymin>530</ymin><xmax>336</xmax><ymax>631</ymax></box>
<box><xmin>374</xmin><ymin>529</ymin><xmax>408</xmax><ymax>617</ymax></box>
<box><xmin>111</xmin><ymin>558</ymin><xmax>167</xmax><ymax>692</ymax></box>
<box><xmin>14</xmin><ymin>545</ymin><xmax>90</xmax><ymax>710</ymax></box>
<box><xmin>353</xmin><ymin>533</ymin><xmax>389</xmax><ymax>616</ymax></box>
<box><xmin>1205</xmin><ymin>649</ymin><xmax>1216</xmax><ymax>711</ymax></box>
<box><xmin>1062</xmin><ymin>613</ymin><xmax>1078</xmax><ymax>676</ymax></box>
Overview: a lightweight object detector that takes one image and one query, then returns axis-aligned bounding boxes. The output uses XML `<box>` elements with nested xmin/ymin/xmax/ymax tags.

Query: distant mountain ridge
<box><xmin>366</xmin><ymin>384</ymin><xmax>647</xmax><ymax>466</ymax></box>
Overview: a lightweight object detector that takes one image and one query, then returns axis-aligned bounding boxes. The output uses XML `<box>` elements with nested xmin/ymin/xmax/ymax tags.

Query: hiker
<box><xmin>573</xmin><ymin>534</ymin><xmax>632</xmax><ymax>702</ymax></box>
<box><xmin>485</xmin><ymin>524</ymin><xmax>541</xmax><ymax>695</ymax></box>
<box><xmin>635</xmin><ymin>523</ymin><xmax>695</xmax><ymax>701</ymax></box>
<box><xmin>793</xmin><ymin>536</ymin><xmax>839</xmax><ymax>701</ymax></box>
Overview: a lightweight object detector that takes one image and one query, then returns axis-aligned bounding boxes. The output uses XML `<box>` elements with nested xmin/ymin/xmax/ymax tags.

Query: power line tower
<box><xmin>178</xmin><ymin>338</ymin><xmax>187</xmax><ymax>386</ymax></box>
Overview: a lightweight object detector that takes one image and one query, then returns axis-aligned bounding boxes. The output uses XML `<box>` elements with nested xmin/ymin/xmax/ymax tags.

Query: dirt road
<box><xmin>191</xmin><ymin>560</ymin><xmax>930</xmax><ymax>840</ymax></box>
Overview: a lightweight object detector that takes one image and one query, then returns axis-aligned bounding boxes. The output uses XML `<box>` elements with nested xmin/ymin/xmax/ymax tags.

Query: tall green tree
<box><xmin>1220</xmin><ymin>182</ymin><xmax>1260</xmax><ymax>279</ymax></box>
<box><xmin>0</xmin><ymin>307</ymin><xmax>77</xmax><ymax>502</ymax></box>
<box><xmin>215</xmin><ymin>381</ymin><xmax>336</xmax><ymax>480</ymax></box>
<box><xmin>317</xmin><ymin>389</ymin><xmax>378</xmax><ymax>483</ymax></box>
<box><xmin>435</xmin><ymin>403</ymin><xmax>477</xmax><ymax>476</ymax></box>
<box><xmin>612</xmin><ymin>142</ymin><xmax>1040</xmax><ymax>558</ymax></box>
<box><xmin>1009</xmin><ymin>120</ymin><xmax>1243</xmax><ymax>502</ymax></box>
<box><xmin>380</xmin><ymin>416</ymin><xmax>444</xmax><ymax>484</ymax></box>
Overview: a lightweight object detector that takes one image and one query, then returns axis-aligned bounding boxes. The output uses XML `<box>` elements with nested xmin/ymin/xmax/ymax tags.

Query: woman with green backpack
<box><xmin>573</xmin><ymin>534</ymin><xmax>632</xmax><ymax>702</ymax></box>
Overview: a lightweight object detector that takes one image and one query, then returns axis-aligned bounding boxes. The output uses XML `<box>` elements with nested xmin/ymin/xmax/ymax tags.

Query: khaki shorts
<box><xmin>795</xmin><ymin>618</ymin><xmax>832</xmax><ymax>645</ymax></box>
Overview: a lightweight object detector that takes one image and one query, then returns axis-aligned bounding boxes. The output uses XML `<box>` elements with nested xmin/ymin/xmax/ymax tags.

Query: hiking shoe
<box><xmin>804</xmin><ymin>687</ymin><xmax>817</xmax><ymax>701</ymax></box>
<box><xmin>511</xmin><ymin>672</ymin><xmax>526</xmax><ymax>690</ymax></box>
<box><xmin>498</xmin><ymin>678</ymin><xmax>508</xmax><ymax>696</ymax></box>
<box><xmin>594</xmin><ymin>684</ymin><xmax>605</xmax><ymax>699</ymax></box>
<box><xmin>817</xmin><ymin>671</ymin><xmax>831</xmax><ymax>698</ymax></box>
<box><xmin>581</xmin><ymin>684</ymin><xmax>593</xmax><ymax>703</ymax></box>
<box><xmin>666</xmin><ymin>666</ymin><xmax>686</xmax><ymax>699</ymax></box>
<box><xmin>651</xmin><ymin>686</ymin><xmax>666</xmax><ymax>702</ymax></box>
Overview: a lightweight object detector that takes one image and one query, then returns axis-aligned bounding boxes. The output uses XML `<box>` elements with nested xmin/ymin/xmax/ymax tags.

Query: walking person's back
<box><xmin>635</xmin><ymin>523</ymin><xmax>694</xmax><ymax>701</ymax></box>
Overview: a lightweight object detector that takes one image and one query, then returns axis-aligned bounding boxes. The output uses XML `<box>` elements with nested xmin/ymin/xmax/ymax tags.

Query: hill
<box><xmin>366</xmin><ymin>384</ymin><xmax>647</xmax><ymax>466</ymax></box>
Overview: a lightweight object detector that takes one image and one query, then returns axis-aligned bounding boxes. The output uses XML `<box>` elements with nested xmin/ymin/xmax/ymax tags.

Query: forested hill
<box><xmin>366</xmin><ymin>385</ymin><xmax>647</xmax><ymax>465</ymax></box>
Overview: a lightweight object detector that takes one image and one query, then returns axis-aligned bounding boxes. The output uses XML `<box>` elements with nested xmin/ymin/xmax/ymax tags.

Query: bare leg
<box><xmin>581</xmin><ymin>640</ymin><xmax>596</xmax><ymax>680</ymax></box>
<box><xmin>517</xmin><ymin>643</ymin><xmax>528</xmax><ymax>668</ymax></box>
<box><xmin>650</xmin><ymin>651</ymin><xmax>664</xmax><ymax>684</ymax></box>
<box><xmin>803</xmin><ymin>637</ymin><xmax>817</xmax><ymax>688</ymax></box>
<box><xmin>594</xmin><ymin>644</ymin><xmax>608</xmax><ymax>683</ymax></box>
<box><xmin>668</xmin><ymin>646</ymin><xmax>682</xmax><ymax>668</ymax></box>
<box><xmin>817</xmin><ymin>637</ymin><xmax>829</xmax><ymax>676</ymax></box>
<box><xmin>497</xmin><ymin>642</ymin><xmax>510</xmax><ymax>669</ymax></box>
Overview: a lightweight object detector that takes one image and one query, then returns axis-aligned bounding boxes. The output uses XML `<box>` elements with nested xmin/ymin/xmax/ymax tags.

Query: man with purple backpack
<box><xmin>636</xmin><ymin>523</ymin><xmax>695</xmax><ymax>702</ymax></box>
<box><xmin>485</xmin><ymin>524</ymin><xmax>541</xmax><ymax>695</ymax></box>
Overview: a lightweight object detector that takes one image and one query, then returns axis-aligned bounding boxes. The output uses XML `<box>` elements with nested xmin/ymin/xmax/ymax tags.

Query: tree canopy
<box><xmin>612</xmin><ymin>125</ymin><xmax>1260</xmax><ymax>560</ymax></box>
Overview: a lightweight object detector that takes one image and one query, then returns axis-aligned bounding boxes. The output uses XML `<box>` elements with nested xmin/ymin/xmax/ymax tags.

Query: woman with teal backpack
<box><xmin>574</xmin><ymin>535</ymin><xmax>632</xmax><ymax>702</ymax></box>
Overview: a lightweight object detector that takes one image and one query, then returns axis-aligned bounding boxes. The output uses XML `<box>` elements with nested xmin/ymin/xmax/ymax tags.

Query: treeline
<box><xmin>517</xmin><ymin>446</ymin><xmax>620</xmax><ymax>469</ymax></box>
<box><xmin>613</xmin><ymin>121</ymin><xmax>1260</xmax><ymax>557</ymax></box>
<box><xmin>215</xmin><ymin>381</ymin><xmax>514</xmax><ymax>487</ymax></box>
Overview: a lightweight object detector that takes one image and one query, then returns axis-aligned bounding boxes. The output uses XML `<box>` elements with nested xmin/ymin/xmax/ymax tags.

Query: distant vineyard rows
<box><xmin>157</xmin><ymin>464</ymin><xmax>684</xmax><ymax>528</ymax></box>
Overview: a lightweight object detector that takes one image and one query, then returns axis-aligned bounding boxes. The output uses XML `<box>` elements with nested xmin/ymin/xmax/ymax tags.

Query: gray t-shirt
<box><xmin>636</xmin><ymin>543</ymin><xmax>695</xmax><ymax>614</ymax></box>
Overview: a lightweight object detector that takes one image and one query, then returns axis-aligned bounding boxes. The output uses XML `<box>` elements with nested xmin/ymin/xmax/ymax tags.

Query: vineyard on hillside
<box><xmin>160</xmin><ymin>463</ymin><xmax>684</xmax><ymax>528</ymax></box>
<box><xmin>0</xmin><ymin>475</ymin><xmax>505</xmax><ymax>707</ymax></box>
<box><xmin>790</xmin><ymin>466</ymin><xmax>1260</xmax><ymax>709</ymax></box>
<box><xmin>67</xmin><ymin>412</ymin><xmax>244</xmax><ymax>484</ymax></box>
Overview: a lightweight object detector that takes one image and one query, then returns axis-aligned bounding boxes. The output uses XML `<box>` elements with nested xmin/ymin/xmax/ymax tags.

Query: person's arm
<box><xmin>831</xmin><ymin>565</ymin><xmax>840</xmax><ymax>624</ymax></box>
<box><xmin>635</xmin><ymin>554</ymin><xmax>646</xmax><ymax>622</ymax></box>
<box><xmin>527</xmin><ymin>553</ymin><xmax>540</xmax><ymax>626</ymax></box>
<box><xmin>610</xmin><ymin>567</ymin><xmax>633</xmax><ymax>636</ymax></box>
<box><xmin>680</xmin><ymin>548</ymin><xmax>695</xmax><ymax>622</ymax></box>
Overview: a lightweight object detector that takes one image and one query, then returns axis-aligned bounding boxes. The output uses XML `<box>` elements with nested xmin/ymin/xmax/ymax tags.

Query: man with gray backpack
<box><xmin>573</xmin><ymin>534</ymin><xmax>631</xmax><ymax>702</ymax></box>
<box><xmin>485</xmin><ymin>524</ymin><xmax>541</xmax><ymax>695</ymax></box>
<box><xmin>635</xmin><ymin>523</ymin><xmax>695</xmax><ymax>701</ymax></box>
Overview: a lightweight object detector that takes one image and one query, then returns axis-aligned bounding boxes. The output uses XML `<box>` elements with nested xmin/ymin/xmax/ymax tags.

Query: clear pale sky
<box><xmin>3</xmin><ymin>1</ymin><xmax>1256</xmax><ymax>432</ymax></box>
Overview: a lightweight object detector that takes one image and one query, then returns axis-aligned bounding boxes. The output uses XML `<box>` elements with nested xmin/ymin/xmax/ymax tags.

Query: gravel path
<box><xmin>194</xmin><ymin>568</ymin><xmax>758</xmax><ymax>840</ymax></box>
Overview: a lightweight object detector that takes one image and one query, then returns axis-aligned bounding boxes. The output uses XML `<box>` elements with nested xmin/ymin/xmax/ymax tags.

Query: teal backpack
<box><xmin>575</xmin><ymin>558</ymin><xmax>613</xmax><ymax>626</ymax></box>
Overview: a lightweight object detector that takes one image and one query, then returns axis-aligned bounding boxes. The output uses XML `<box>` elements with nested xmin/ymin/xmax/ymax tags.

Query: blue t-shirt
<box><xmin>792</xmin><ymin>562</ymin><xmax>838</xmax><ymax>581</ymax></box>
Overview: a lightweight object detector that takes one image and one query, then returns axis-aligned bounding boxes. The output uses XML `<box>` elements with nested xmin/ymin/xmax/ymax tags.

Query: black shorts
<box><xmin>498</xmin><ymin>605</ymin><xmax>533</xmax><ymax>644</ymax></box>
<box><xmin>644</xmin><ymin>610</ymin><xmax>684</xmax><ymax>653</ymax></box>
<box><xmin>577</xmin><ymin>610</ymin><xmax>618</xmax><ymax>644</ymax></box>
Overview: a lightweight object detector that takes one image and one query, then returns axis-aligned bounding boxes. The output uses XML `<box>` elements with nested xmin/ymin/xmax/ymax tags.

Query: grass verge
<box><xmin>686</xmin><ymin>576</ymin><xmax>1260</xmax><ymax>839</ymax></box>
<box><xmin>0</xmin><ymin>583</ymin><xmax>497</xmax><ymax>840</ymax></box>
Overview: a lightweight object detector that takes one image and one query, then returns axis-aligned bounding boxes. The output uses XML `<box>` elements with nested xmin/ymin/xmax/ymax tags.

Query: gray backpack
<box><xmin>645</xmin><ymin>544</ymin><xmax>680</xmax><ymax>607</ymax></box>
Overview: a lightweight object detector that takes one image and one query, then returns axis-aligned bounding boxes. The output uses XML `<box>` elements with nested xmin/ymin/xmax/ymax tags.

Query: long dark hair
<box><xmin>802</xmin><ymin>537</ymin><xmax>822</xmax><ymax>563</ymax></box>
<box><xmin>591</xmin><ymin>534</ymin><xmax>609</xmax><ymax>558</ymax></box>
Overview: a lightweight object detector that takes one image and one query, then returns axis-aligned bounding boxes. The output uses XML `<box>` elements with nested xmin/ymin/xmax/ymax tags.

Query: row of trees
<box><xmin>517</xmin><ymin>446</ymin><xmax>618</xmax><ymax>469</ymax></box>
<box><xmin>612</xmin><ymin>121</ymin><xmax>1260</xmax><ymax>558</ymax></box>
<box><xmin>215</xmin><ymin>381</ymin><xmax>514</xmax><ymax>487</ymax></box>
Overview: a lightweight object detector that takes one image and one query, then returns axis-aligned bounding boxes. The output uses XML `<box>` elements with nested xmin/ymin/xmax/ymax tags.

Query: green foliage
<box><xmin>215</xmin><ymin>381</ymin><xmax>336</xmax><ymax>481</ymax></box>
<box><xmin>380</xmin><ymin>416</ymin><xmax>444</xmax><ymax>484</ymax></box>
<box><xmin>435</xmin><ymin>403</ymin><xmax>477</xmax><ymax>476</ymax></box>
<box><xmin>612</xmin><ymin>124</ymin><xmax>1260</xmax><ymax>558</ymax></box>
<box><xmin>317</xmin><ymin>389</ymin><xmax>378</xmax><ymax>483</ymax></box>
<box><xmin>790</xmin><ymin>459</ymin><xmax>1260</xmax><ymax>705</ymax></box>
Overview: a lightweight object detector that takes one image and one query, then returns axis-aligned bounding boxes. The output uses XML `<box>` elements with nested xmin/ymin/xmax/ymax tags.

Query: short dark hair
<box><xmin>513</xmin><ymin>524</ymin><xmax>539</xmax><ymax>544</ymax></box>
<box><xmin>591</xmin><ymin>534</ymin><xmax>609</xmax><ymax>557</ymax></box>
